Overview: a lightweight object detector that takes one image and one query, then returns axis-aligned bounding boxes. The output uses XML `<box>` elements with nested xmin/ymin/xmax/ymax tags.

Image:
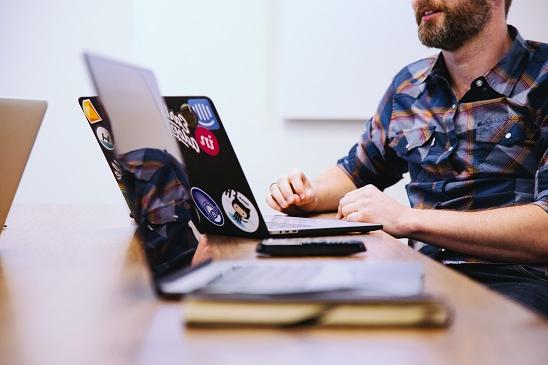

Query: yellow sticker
<box><xmin>82</xmin><ymin>99</ymin><xmax>102</xmax><ymax>124</ymax></box>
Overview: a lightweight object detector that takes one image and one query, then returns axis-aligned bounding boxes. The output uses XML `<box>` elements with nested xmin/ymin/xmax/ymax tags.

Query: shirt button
<box><xmin>451</xmin><ymin>104</ymin><xmax>456</xmax><ymax>109</ymax></box>
<box><xmin>475</xmin><ymin>79</ymin><xmax>484</xmax><ymax>87</ymax></box>
<box><xmin>405</xmin><ymin>143</ymin><xmax>410</xmax><ymax>149</ymax></box>
<box><xmin>448</xmin><ymin>146</ymin><xmax>454</xmax><ymax>151</ymax></box>
<box><xmin>505</xmin><ymin>132</ymin><xmax>512</xmax><ymax>139</ymax></box>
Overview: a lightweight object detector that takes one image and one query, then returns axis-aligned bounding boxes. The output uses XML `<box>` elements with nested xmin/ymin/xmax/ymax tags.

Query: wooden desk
<box><xmin>0</xmin><ymin>205</ymin><xmax>546</xmax><ymax>365</ymax></box>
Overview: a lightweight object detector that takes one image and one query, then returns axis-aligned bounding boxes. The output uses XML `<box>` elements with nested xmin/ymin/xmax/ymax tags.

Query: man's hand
<box><xmin>336</xmin><ymin>184</ymin><xmax>412</xmax><ymax>237</ymax></box>
<box><xmin>266</xmin><ymin>170</ymin><xmax>319</xmax><ymax>215</ymax></box>
<box><xmin>191</xmin><ymin>235</ymin><xmax>213</xmax><ymax>267</ymax></box>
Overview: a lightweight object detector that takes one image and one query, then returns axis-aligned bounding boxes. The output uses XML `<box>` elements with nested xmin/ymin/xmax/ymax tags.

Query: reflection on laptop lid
<box><xmin>81</xmin><ymin>53</ymin><xmax>382</xmax><ymax>238</ymax></box>
<box><xmin>0</xmin><ymin>98</ymin><xmax>47</xmax><ymax>232</ymax></box>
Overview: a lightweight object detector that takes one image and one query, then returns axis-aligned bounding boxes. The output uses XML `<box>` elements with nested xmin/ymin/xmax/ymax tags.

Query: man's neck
<box><xmin>442</xmin><ymin>22</ymin><xmax>512</xmax><ymax>100</ymax></box>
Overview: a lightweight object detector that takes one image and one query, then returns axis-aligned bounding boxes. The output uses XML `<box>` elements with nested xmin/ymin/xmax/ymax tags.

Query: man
<box><xmin>267</xmin><ymin>0</ymin><xmax>548</xmax><ymax>315</ymax></box>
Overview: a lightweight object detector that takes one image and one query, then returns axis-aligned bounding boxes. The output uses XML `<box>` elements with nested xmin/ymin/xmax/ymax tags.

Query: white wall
<box><xmin>0</xmin><ymin>0</ymin><xmax>134</xmax><ymax>205</ymax></box>
<box><xmin>2</xmin><ymin>0</ymin><xmax>547</xmax><ymax>213</ymax></box>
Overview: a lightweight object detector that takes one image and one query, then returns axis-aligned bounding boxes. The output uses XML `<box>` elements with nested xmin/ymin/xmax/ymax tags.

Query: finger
<box><xmin>300</xmin><ymin>175</ymin><xmax>316</xmax><ymax>202</ymax></box>
<box><xmin>304</xmin><ymin>186</ymin><xmax>315</xmax><ymax>199</ymax></box>
<box><xmin>336</xmin><ymin>192</ymin><xmax>354</xmax><ymax>218</ymax></box>
<box><xmin>346</xmin><ymin>210</ymin><xmax>368</xmax><ymax>222</ymax></box>
<box><xmin>270</xmin><ymin>184</ymin><xmax>289</xmax><ymax>208</ymax></box>
<box><xmin>266</xmin><ymin>194</ymin><xmax>283</xmax><ymax>212</ymax></box>
<box><xmin>336</xmin><ymin>200</ymin><xmax>343</xmax><ymax>219</ymax></box>
<box><xmin>299</xmin><ymin>186</ymin><xmax>316</xmax><ymax>206</ymax></box>
<box><xmin>277</xmin><ymin>176</ymin><xmax>296</xmax><ymax>205</ymax></box>
<box><xmin>339</xmin><ymin>202</ymin><xmax>361</xmax><ymax>219</ymax></box>
<box><xmin>288</xmin><ymin>171</ymin><xmax>306</xmax><ymax>198</ymax></box>
<box><xmin>338</xmin><ymin>190</ymin><xmax>357</xmax><ymax>208</ymax></box>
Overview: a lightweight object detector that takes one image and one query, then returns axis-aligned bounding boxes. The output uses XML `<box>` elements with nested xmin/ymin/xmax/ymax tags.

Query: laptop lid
<box><xmin>0</xmin><ymin>98</ymin><xmax>46</xmax><ymax>231</ymax></box>
<box><xmin>83</xmin><ymin>53</ymin><xmax>270</xmax><ymax>238</ymax></box>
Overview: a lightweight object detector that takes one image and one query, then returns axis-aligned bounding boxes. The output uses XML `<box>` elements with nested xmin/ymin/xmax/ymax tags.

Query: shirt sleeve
<box><xmin>532</xmin><ymin>115</ymin><xmax>548</xmax><ymax>213</ymax></box>
<box><xmin>337</xmin><ymin>81</ymin><xmax>407</xmax><ymax>190</ymax></box>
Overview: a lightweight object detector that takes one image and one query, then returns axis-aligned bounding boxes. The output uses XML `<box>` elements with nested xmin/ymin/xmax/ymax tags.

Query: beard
<box><xmin>415</xmin><ymin>0</ymin><xmax>492</xmax><ymax>51</ymax></box>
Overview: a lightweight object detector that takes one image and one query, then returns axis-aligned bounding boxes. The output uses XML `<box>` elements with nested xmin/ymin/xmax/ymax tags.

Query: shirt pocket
<box><xmin>476</xmin><ymin>115</ymin><xmax>528</xmax><ymax>146</ymax></box>
<box><xmin>390</xmin><ymin>125</ymin><xmax>436</xmax><ymax>164</ymax></box>
<box><xmin>475</xmin><ymin>115</ymin><xmax>537</xmax><ymax>171</ymax></box>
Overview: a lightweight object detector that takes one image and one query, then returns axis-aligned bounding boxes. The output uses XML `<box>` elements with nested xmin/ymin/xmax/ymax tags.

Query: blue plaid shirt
<box><xmin>338</xmin><ymin>26</ymin><xmax>547</xmax><ymax>258</ymax></box>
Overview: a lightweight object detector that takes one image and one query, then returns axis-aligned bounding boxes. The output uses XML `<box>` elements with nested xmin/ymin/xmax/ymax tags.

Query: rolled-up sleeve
<box><xmin>337</xmin><ymin>82</ymin><xmax>407</xmax><ymax>190</ymax></box>
<box><xmin>532</xmin><ymin>119</ymin><xmax>548</xmax><ymax>212</ymax></box>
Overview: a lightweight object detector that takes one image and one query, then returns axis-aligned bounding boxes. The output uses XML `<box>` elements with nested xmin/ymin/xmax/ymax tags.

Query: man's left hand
<box><xmin>336</xmin><ymin>184</ymin><xmax>413</xmax><ymax>237</ymax></box>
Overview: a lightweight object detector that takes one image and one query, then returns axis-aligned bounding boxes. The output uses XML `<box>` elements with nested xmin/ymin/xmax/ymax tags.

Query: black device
<box><xmin>256</xmin><ymin>238</ymin><xmax>366</xmax><ymax>257</ymax></box>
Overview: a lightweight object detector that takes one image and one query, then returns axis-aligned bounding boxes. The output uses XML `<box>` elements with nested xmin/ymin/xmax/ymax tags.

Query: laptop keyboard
<box><xmin>206</xmin><ymin>264</ymin><xmax>321</xmax><ymax>291</ymax></box>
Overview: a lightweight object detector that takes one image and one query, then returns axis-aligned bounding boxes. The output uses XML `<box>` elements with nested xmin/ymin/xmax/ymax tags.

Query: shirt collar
<box><xmin>484</xmin><ymin>25</ymin><xmax>529</xmax><ymax>97</ymax></box>
<box><xmin>415</xmin><ymin>25</ymin><xmax>529</xmax><ymax>97</ymax></box>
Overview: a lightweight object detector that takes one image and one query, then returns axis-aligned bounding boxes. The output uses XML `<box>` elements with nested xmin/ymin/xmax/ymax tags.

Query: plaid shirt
<box><xmin>338</xmin><ymin>26</ymin><xmax>547</xmax><ymax>257</ymax></box>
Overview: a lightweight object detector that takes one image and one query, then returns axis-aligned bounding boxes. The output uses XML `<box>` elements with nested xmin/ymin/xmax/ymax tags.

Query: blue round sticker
<box><xmin>191</xmin><ymin>187</ymin><xmax>224</xmax><ymax>226</ymax></box>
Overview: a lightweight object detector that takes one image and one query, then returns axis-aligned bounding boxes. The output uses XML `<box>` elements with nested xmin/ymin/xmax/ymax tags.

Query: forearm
<box><xmin>404</xmin><ymin>204</ymin><xmax>548</xmax><ymax>263</ymax></box>
<box><xmin>311</xmin><ymin>166</ymin><xmax>356</xmax><ymax>212</ymax></box>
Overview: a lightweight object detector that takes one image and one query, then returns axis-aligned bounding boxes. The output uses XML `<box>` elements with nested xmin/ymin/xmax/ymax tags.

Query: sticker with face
<box><xmin>188</xmin><ymin>98</ymin><xmax>220</xmax><ymax>130</ymax></box>
<box><xmin>95</xmin><ymin>126</ymin><xmax>114</xmax><ymax>150</ymax></box>
<box><xmin>221</xmin><ymin>189</ymin><xmax>259</xmax><ymax>233</ymax></box>
<box><xmin>179</xmin><ymin>103</ymin><xmax>198</xmax><ymax>129</ymax></box>
<box><xmin>195</xmin><ymin>126</ymin><xmax>220</xmax><ymax>156</ymax></box>
<box><xmin>191</xmin><ymin>187</ymin><xmax>224</xmax><ymax>226</ymax></box>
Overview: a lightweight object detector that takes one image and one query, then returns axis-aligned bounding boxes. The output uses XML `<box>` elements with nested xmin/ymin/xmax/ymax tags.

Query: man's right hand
<box><xmin>266</xmin><ymin>170</ymin><xmax>319</xmax><ymax>215</ymax></box>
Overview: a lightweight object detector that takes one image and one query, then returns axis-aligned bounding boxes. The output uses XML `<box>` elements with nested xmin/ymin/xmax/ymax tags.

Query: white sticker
<box><xmin>95</xmin><ymin>126</ymin><xmax>114</xmax><ymax>150</ymax></box>
<box><xmin>111</xmin><ymin>160</ymin><xmax>123</xmax><ymax>181</ymax></box>
<box><xmin>168</xmin><ymin>110</ymin><xmax>201</xmax><ymax>153</ymax></box>
<box><xmin>221</xmin><ymin>189</ymin><xmax>259</xmax><ymax>233</ymax></box>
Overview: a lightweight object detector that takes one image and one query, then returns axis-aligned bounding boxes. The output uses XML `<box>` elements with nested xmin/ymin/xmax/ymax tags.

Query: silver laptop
<box><xmin>159</xmin><ymin>256</ymin><xmax>424</xmax><ymax>298</ymax></box>
<box><xmin>0</xmin><ymin>98</ymin><xmax>46</xmax><ymax>233</ymax></box>
<box><xmin>82</xmin><ymin>53</ymin><xmax>382</xmax><ymax>238</ymax></box>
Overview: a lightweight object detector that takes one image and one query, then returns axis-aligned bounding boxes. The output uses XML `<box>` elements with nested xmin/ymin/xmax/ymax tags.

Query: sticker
<box><xmin>82</xmin><ymin>99</ymin><xmax>102</xmax><ymax>124</ymax></box>
<box><xmin>180</xmin><ymin>104</ymin><xmax>198</xmax><ymax>129</ymax></box>
<box><xmin>111</xmin><ymin>160</ymin><xmax>123</xmax><ymax>181</ymax></box>
<box><xmin>221</xmin><ymin>189</ymin><xmax>259</xmax><ymax>233</ymax></box>
<box><xmin>95</xmin><ymin>126</ymin><xmax>114</xmax><ymax>150</ymax></box>
<box><xmin>195</xmin><ymin>127</ymin><xmax>220</xmax><ymax>156</ymax></box>
<box><xmin>188</xmin><ymin>98</ymin><xmax>220</xmax><ymax>130</ymax></box>
<box><xmin>191</xmin><ymin>187</ymin><xmax>224</xmax><ymax>226</ymax></box>
<box><xmin>168</xmin><ymin>109</ymin><xmax>201</xmax><ymax>153</ymax></box>
<box><xmin>118</xmin><ymin>182</ymin><xmax>127</xmax><ymax>195</ymax></box>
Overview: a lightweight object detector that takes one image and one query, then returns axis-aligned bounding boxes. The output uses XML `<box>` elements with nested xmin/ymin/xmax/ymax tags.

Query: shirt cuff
<box><xmin>531</xmin><ymin>200</ymin><xmax>548</xmax><ymax>213</ymax></box>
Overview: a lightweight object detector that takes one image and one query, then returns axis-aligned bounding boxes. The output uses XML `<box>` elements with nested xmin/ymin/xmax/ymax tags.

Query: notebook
<box><xmin>183</xmin><ymin>291</ymin><xmax>451</xmax><ymax>328</ymax></box>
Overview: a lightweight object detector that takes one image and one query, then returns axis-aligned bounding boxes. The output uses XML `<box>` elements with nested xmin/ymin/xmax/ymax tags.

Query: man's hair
<box><xmin>505</xmin><ymin>0</ymin><xmax>512</xmax><ymax>17</ymax></box>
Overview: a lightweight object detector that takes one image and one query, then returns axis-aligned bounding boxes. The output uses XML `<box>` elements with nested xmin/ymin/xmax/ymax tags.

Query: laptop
<box><xmin>0</xmin><ymin>98</ymin><xmax>47</xmax><ymax>233</ymax></box>
<box><xmin>80</xmin><ymin>54</ymin><xmax>423</xmax><ymax>299</ymax></box>
<box><xmin>80</xmin><ymin>53</ymin><xmax>382</xmax><ymax>238</ymax></box>
<box><xmin>158</xmin><ymin>253</ymin><xmax>424</xmax><ymax>298</ymax></box>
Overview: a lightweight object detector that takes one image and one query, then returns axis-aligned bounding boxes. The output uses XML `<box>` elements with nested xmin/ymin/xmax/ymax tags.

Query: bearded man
<box><xmin>267</xmin><ymin>0</ymin><xmax>548</xmax><ymax>315</ymax></box>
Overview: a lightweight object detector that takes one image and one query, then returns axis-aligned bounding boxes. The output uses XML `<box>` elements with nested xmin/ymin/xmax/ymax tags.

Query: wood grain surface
<box><xmin>0</xmin><ymin>205</ymin><xmax>546</xmax><ymax>365</ymax></box>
